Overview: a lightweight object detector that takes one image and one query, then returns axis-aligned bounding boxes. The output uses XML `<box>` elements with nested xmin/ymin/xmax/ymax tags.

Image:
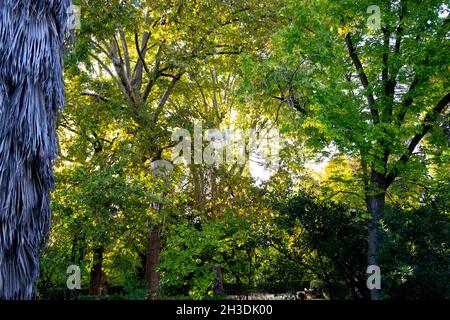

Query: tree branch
<box><xmin>152</xmin><ymin>73</ymin><xmax>183</xmax><ymax>124</ymax></box>
<box><xmin>81</xmin><ymin>92</ymin><xmax>109</xmax><ymax>102</ymax></box>
<box><xmin>386</xmin><ymin>92</ymin><xmax>450</xmax><ymax>186</ymax></box>
<box><xmin>396</xmin><ymin>76</ymin><xmax>419</xmax><ymax>126</ymax></box>
<box><xmin>135</xmin><ymin>32</ymin><xmax>151</xmax><ymax>75</ymax></box>
<box><xmin>344</xmin><ymin>32</ymin><xmax>379</xmax><ymax>124</ymax></box>
<box><xmin>118</xmin><ymin>26</ymin><xmax>131</xmax><ymax>79</ymax></box>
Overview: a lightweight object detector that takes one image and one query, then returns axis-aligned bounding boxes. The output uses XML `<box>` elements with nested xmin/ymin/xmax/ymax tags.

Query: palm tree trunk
<box><xmin>0</xmin><ymin>0</ymin><xmax>71</xmax><ymax>300</ymax></box>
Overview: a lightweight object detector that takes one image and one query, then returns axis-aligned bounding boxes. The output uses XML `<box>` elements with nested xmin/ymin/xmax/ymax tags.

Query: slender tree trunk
<box><xmin>365</xmin><ymin>172</ymin><xmax>386</xmax><ymax>300</ymax></box>
<box><xmin>89</xmin><ymin>246</ymin><xmax>107</xmax><ymax>296</ymax></box>
<box><xmin>247</xmin><ymin>248</ymin><xmax>254</xmax><ymax>288</ymax></box>
<box><xmin>209</xmin><ymin>169</ymin><xmax>225</xmax><ymax>297</ymax></box>
<box><xmin>145</xmin><ymin>227</ymin><xmax>161</xmax><ymax>299</ymax></box>
<box><xmin>213</xmin><ymin>264</ymin><xmax>225</xmax><ymax>296</ymax></box>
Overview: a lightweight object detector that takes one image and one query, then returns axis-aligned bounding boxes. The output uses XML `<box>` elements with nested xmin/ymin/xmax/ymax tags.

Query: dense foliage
<box><xmin>29</xmin><ymin>0</ymin><xmax>450</xmax><ymax>300</ymax></box>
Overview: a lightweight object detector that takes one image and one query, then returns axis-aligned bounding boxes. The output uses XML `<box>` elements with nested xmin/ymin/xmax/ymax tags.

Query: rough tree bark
<box><xmin>145</xmin><ymin>227</ymin><xmax>161</xmax><ymax>299</ymax></box>
<box><xmin>0</xmin><ymin>0</ymin><xmax>72</xmax><ymax>300</ymax></box>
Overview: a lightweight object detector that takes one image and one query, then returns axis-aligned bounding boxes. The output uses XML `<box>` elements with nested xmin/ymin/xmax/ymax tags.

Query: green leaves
<box><xmin>380</xmin><ymin>198</ymin><xmax>450</xmax><ymax>299</ymax></box>
<box><xmin>160</xmin><ymin>212</ymin><xmax>255</xmax><ymax>299</ymax></box>
<box><xmin>272</xmin><ymin>192</ymin><xmax>368</xmax><ymax>299</ymax></box>
<box><xmin>35</xmin><ymin>0</ymin><xmax>449</xmax><ymax>300</ymax></box>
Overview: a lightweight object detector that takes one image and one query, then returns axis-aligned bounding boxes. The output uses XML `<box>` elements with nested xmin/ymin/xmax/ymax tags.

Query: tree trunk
<box><xmin>89</xmin><ymin>246</ymin><xmax>108</xmax><ymax>296</ymax></box>
<box><xmin>145</xmin><ymin>227</ymin><xmax>161</xmax><ymax>299</ymax></box>
<box><xmin>213</xmin><ymin>264</ymin><xmax>224</xmax><ymax>296</ymax></box>
<box><xmin>365</xmin><ymin>172</ymin><xmax>386</xmax><ymax>300</ymax></box>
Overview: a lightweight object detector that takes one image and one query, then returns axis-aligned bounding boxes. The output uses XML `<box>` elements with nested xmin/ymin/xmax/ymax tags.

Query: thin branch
<box><xmin>344</xmin><ymin>31</ymin><xmax>379</xmax><ymax>124</ymax></box>
<box><xmin>152</xmin><ymin>73</ymin><xmax>183</xmax><ymax>124</ymax></box>
<box><xmin>323</xmin><ymin>190</ymin><xmax>366</xmax><ymax>202</ymax></box>
<box><xmin>118</xmin><ymin>26</ymin><xmax>131</xmax><ymax>79</ymax></box>
<box><xmin>81</xmin><ymin>92</ymin><xmax>109</xmax><ymax>102</ymax></box>
<box><xmin>135</xmin><ymin>32</ymin><xmax>151</xmax><ymax>75</ymax></box>
<box><xmin>397</xmin><ymin>76</ymin><xmax>419</xmax><ymax>126</ymax></box>
<box><xmin>89</xmin><ymin>53</ymin><xmax>119</xmax><ymax>84</ymax></box>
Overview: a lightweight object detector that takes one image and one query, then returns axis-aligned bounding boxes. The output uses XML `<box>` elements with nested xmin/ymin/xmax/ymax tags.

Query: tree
<box><xmin>380</xmin><ymin>195</ymin><xmax>449</xmax><ymax>300</ymax></box>
<box><xmin>270</xmin><ymin>192</ymin><xmax>368</xmax><ymax>300</ymax></box>
<box><xmin>243</xmin><ymin>0</ymin><xmax>449</xmax><ymax>299</ymax></box>
<box><xmin>68</xmin><ymin>0</ymin><xmax>283</xmax><ymax>297</ymax></box>
<box><xmin>0</xmin><ymin>0</ymin><xmax>72</xmax><ymax>299</ymax></box>
<box><xmin>158</xmin><ymin>63</ymin><xmax>284</xmax><ymax>298</ymax></box>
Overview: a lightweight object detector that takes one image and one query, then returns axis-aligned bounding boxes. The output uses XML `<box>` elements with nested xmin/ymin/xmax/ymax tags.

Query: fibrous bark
<box><xmin>0</xmin><ymin>0</ymin><xmax>71</xmax><ymax>299</ymax></box>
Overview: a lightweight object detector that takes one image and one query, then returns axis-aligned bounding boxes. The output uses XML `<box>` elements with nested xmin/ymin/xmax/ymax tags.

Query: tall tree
<box><xmin>71</xmin><ymin>0</ymin><xmax>282</xmax><ymax>297</ymax></box>
<box><xmin>0</xmin><ymin>0</ymin><xmax>72</xmax><ymax>299</ymax></box>
<box><xmin>243</xmin><ymin>0</ymin><xmax>449</xmax><ymax>299</ymax></box>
